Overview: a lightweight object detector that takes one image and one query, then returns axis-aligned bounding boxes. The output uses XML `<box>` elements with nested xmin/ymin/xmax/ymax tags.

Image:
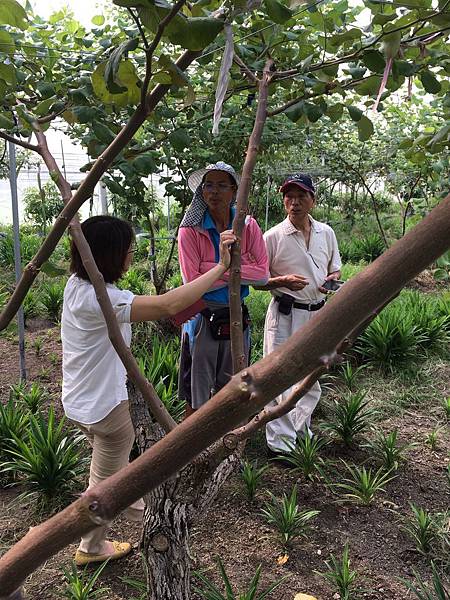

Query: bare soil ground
<box><xmin>0</xmin><ymin>320</ymin><xmax>449</xmax><ymax>600</ymax></box>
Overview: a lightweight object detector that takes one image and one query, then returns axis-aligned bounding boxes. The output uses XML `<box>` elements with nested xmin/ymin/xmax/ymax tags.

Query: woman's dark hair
<box><xmin>70</xmin><ymin>216</ymin><xmax>134</xmax><ymax>283</ymax></box>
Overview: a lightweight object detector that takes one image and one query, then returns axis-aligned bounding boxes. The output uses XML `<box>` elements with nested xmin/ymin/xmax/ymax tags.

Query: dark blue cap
<box><xmin>280</xmin><ymin>173</ymin><xmax>315</xmax><ymax>194</ymax></box>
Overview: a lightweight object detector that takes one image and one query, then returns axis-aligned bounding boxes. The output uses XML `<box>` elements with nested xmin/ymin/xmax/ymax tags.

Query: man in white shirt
<box><xmin>261</xmin><ymin>174</ymin><xmax>342</xmax><ymax>456</ymax></box>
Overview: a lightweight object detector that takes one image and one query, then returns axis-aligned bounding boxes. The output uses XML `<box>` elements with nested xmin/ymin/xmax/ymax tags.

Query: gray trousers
<box><xmin>178</xmin><ymin>315</ymin><xmax>250</xmax><ymax>409</ymax></box>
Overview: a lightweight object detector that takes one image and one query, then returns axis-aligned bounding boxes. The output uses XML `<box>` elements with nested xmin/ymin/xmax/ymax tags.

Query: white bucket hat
<box><xmin>187</xmin><ymin>161</ymin><xmax>240</xmax><ymax>193</ymax></box>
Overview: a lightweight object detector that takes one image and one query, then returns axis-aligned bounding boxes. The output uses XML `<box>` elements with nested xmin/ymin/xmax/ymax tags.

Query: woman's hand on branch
<box><xmin>219</xmin><ymin>230</ymin><xmax>236</xmax><ymax>270</ymax></box>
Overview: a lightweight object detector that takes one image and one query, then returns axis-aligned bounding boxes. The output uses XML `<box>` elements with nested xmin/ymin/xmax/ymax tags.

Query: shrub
<box><xmin>194</xmin><ymin>557</ymin><xmax>288</xmax><ymax>600</ymax></box>
<box><xmin>321</xmin><ymin>390</ymin><xmax>377</xmax><ymax>446</ymax></box>
<box><xmin>333</xmin><ymin>461</ymin><xmax>397</xmax><ymax>505</ymax></box>
<box><xmin>240</xmin><ymin>459</ymin><xmax>268</xmax><ymax>501</ymax></box>
<box><xmin>62</xmin><ymin>560</ymin><xmax>110</xmax><ymax>600</ymax></box>
<box><xmin>402</xmin><ymin>505</ymin><xmax>440</xmax><ymax>556</ymax></box>
<box><xmin>41</xmin><ymin>279</ymin><xmax>66</xmax><ymax>322</ymax></box>
<box><xmin>17</xmin><ymin>382</ymin><xmax>48</xmax><ymax>414</ymax></box>
<box><xmin>261</xmin><ymin>485</ymin><xmax>319</xmax><ymax>546</ymax></box>
<box><xmin>275</xmin><ymin>432</ymin><xmax>328</xmax><ymax>480</ymax></box>
<box><xmin>402</xmin><ymin>292</ymin><xmax>449</xmax><ymax>352</ymax></box>
<box><xmin>356</xmin><ymin>305</ymin><xmax>424</xmax><ymax>373</ymax></box>
<box><xmin>315</xmin><ymin>544</ymin><xmax>360</xmax><ymax>600</ymax></box>
<box><xmin>351</xmin><ymin>234</ymin><xmax>385</xmax><ymax>262</ymax></box>
<box><xmin>363</xmin><ymin>429</ymin><xmax>416</xmax><ymax>471</ymax></box>
<box><xmin>0</xmin><ymin>408</ymin><xmax>89</xmax><ymax>511</ymax></box>
<box><xmin>118</xmin><ymin>268</ymin><xmax>149</xmax><ymax>295</ymax></box>
<box><xmin>0</xmin><ymin>398</ymin><xmax>29</xmax><ymax>464</ymax></box>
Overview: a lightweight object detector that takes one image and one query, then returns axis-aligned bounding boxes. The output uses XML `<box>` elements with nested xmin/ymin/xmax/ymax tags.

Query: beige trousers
<box><xmin>71</xmin><ymin>400</ymin><xmax>144</xmax><ymax>554</ymax></box>
<box><xmin>264</xmin><ymin>299</ymin><xmax>322</xmax><ymax>453</ymax></box>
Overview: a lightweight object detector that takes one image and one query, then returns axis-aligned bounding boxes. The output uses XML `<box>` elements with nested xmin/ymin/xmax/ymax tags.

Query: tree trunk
<box><xmin>128</xmin><ymin>381</ymin><xmax>239</xmax><ymax>600</ymax></box>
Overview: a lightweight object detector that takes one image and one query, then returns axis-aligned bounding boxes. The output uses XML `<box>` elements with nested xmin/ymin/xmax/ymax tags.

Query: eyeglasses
<box><xmin>127</xmin><ymin>244</ymin><xmax>137</xmax><ymax>254</ymax></box>
<box><xmin>202</xmin><ymin>182</ymin><xmax>235</xmax><ymax>192</ymax></box>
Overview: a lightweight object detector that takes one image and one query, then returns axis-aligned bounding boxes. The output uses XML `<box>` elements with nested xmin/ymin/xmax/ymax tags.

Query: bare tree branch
<box><xmin>0</xmin><ymin>131</ymin><xmax>39</xmax><ymax>153</ymax></box>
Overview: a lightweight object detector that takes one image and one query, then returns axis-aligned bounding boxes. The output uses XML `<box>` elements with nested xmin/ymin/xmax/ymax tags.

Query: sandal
<box><xmin>74</xmin><ymin>540</ymin><xmax>132</xmax><ymax>566</ymax></box>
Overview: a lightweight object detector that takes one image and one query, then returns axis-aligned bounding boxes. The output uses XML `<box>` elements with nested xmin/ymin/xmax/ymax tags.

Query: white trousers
<box><xmin>264</xmin><ymin>298</ymin><xmax>322</xmax><ymax>453</ymax></box>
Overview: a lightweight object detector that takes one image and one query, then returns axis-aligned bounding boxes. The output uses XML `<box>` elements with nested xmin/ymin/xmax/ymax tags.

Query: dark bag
<box><xmin>205</xmin><ymin>305</ymin><xmax>251</xmax><ymax>341</ymax></box>
<box><xmin>277</xmin><ymin>293</ymin><xmax>295</xmax><ymax>315</ymax></box>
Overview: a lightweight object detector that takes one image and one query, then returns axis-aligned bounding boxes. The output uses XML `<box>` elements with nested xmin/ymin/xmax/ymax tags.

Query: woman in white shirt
<box><xmin>61</xmin><ymin>215</ymin><xmax>234</xmax><ymax>566</ymax></box>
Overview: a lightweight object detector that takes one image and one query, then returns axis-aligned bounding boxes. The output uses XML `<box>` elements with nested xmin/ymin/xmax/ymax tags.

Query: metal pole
<box><xmin>264</xmin><ymin>174</ymin><xmax>270</xmax><ymax>232</ymax></box>
<box><xmin>8</xmin><ymin>141</ymin><xmax>27</xmax><ymax>382</ymax></box>
<box><xmin>99</xmin><ymin>180</ymin><xmax>108</xmax><ymax>215</ymax></box>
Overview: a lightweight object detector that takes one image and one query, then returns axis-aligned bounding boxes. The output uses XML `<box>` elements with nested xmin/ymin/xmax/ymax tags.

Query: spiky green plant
<box><xmin>402</xmin><ymin>292</ymin><xmax>449</xmax><ymax>353</ymax></box>
<box><xmin>194</xmin><ymin>557</ymin><xmax>289</xmax><ymax>600</ymax></box>
<box><xmin>401</xmin><ymin>505</ymin><xmax>439</xmax><ymax>556</ymax></box>
<box><xmin>261</xmin><ymin>486</ymin><xmax>319</xmax><ymax>546</ymax></box>
<box><xmin>315</xmin><ymin>544</ymin><xmax>360</xmax><ymax>600</ymax></box>
<box><xmin>351</xmin><ymin>234</ymin><xmax>385</xmax><ymax>262</ymax></box>
<box><xmin>154</xmin><ymin>377</ymin><xmax>185</xmax><ymax>423</ymax></box>
<box><xmin>336</xmin><ymin>361</ymin><xmax>367</xmax><ymax>392</ymax></box>
<box><xmin>363</xmin><ymin>429</ymin><xmax>415</xmax><ymax>471</ymax></box>
<box><xmin>275</xmin><ymin>432</ymin><xmax>328</xmax><ymax>480</ymax></box>
<box><xmin>0</xmin><ymin>399</ymin><xmax>29</xmax><ymax>465</ymax></box>
<box><xmin>41</xmin><ymin>280</ymin><xmax>66</xmax><ymax>322</ymax></box>
<box><xmin>240</xmin><ymin>460</ymin><xmax>268</xmax><ymax>501</ymax></box>
<box><xmin>0</xmin><ymin>408</ymin><xmax>89</xmax><ymax>511</ymax></box>
<box><xmin>426</xmin><ymin>429</ymin><xmax>440</xmax><ymax>451</ymax></box>
<box><xmin>20</xmin><ymin>382</ymin><xmax>48</xmax><ymax>414</ymax></box>
<box><xmin>356</xmin><ymin>306</ymin><xmax>424</xmax><ymax>373</ymax></box>
<box><xmin>62</xmin><ymin>561</ymin><xmax>110</xmax><ymax>600</ymax></box>
<box><xmin>333</xmin><ymin>462</ymin><xmax>397</xmax><ymax>505</ymax></box>
<box><xmin>321</xmin><ymin>390</ymin><xmax>377</xmax><ymax>446</ymax></box>
<box><xmin>405</xmin><ymin>562</ymin><xmax>450</xmax><ymax>600</ymax></box>
<box><xmin>118</xmin><ymin>268</ymin><xmax>149</xmax><ymax>295</ymax></box>
<box><xmin>32</xmin><ymin>336</ymin><xmax>44</xmax><ymax>357</ymax></box>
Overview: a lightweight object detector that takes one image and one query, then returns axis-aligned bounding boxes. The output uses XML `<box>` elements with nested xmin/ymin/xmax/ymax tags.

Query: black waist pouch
<box><xmin>205</xmin><ymin>305</ymin><xmax>250</xmax><ymax>341</ymax></box>
<box><xmin>277</xmin><ymin>293</ymin><xmax>295</xmax><ymax>315</ymax></box>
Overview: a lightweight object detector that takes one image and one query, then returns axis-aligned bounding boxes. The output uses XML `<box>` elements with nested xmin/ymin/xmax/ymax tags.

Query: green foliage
<box><xmin>15</xmin><ymin>381</ymin><xmax>48</xmax><ymax>414</ymax></box>
<box><xmin>261</xmin><ymin>486</ymin><xmax>319</xmax><ymax>546</ymax></box>
<box><xmin>0</xmin><ymin>229</ymin><xmax>42</xmax><ymax>268</ymax></box>
<box><xmin>401</xmin><ymin>505</ymin><xmax>440</xmax><ymax>556</ymax></box>
<box><xmin>240</xmin><ymin>459</ymin><xmax>268</xmax><ymax>501</ymax></box>
<box><xmin>118</xmin><ymin>268</ymin><xmax>149</xmax><ymax>295</ymax></box>
<box><xmin>333</xmin><ymin>462</ymin><xmax>397</xmax><ymax>505</ymax></box>
<box><xmin>62</xmin><ymin>561</ymin><xmax>110</xmax><ymax>600</ymax></box>
<box><xmin>194</xmin><ymin>557</ymin><xmax>288</xmax><ymax>600</ymax></box>
<box><xmin>32</xmin><ymin>336</ymin><xmax>44</xmax><ymax>356</ymax></box>
<box><xmin>406</xmin><ymin>563</ymin><xmax>450</xmax><ymax>600</ymax></box>
<box><xmin>23</xmin><ymin>182</ymin><xmax>64</xmax><ymax>233</ymax></box>
<box><xmin>351</xmin><ymin>234</ymin><xmax>385</xmax><ymax>262</ymax></box>
<box><xmin>363</xmin><ymin>429</ymin><xmax>415</xmax><ymax>471</ymax></box>
<box><xmin>442</xmin><ymin>397</ymin><xmax>450</xmax><ymax>420</ymax></box>
<box><xmin>356</xmin><ymin>306</ymin><xmax>424</xmax><ymax>373</ymax></box>
<box><xmin>425</xmin><ymin>429</ymin><xmax>440</xmax><ymax>451</ymax></box>
<box><xmin>40</xmin><ymin>279</ymin><xmax>66</xmax><ymax>322</ymax></box>
<box><xmin>0</xmin><ymin>407</ymin><xmax>88</xmax><ymax>511</ymax></box>
<box><xmin>0</xmin><ymin>398</ymin><xmax>29</xmax><ymax>464</ymax></box>
<box><xmin>401</xmin><ymin>292</ymin><xmax>450</xmax><ymax>352</ymax></box>
<box><xmin>315</xmin><ymin>544</ymin><xmax>360</xmax><ymax>600</ymax></box>
<box><xmin>275</xmin><ymin>432</ymin><xmax>328</xmax><ymax>481</ymax></box>
<box><xmin>331</xmin><ymin>361</ymin><xmax>366</xmax><ymax>392</ymax></box>
<box><xmin>321</xmin><ymin>390</ymin><xmax>377</xmax><ymax>447</ymax></box>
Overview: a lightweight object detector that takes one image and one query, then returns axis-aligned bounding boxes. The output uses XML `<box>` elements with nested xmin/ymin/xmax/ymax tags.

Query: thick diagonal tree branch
<box><xmin>1</xmin><ymin>193</ymin><xmax>448</xmax><ymax>599</ymax></box>
<box><xmin>0</xmin><ymin>49</ymin><xmax>201</xmax><ymax>332</ymax></box>
<box><xmin>229</xmin><ymin>57</ymin><xmax>274</xmax><ymax>374</ymax></box>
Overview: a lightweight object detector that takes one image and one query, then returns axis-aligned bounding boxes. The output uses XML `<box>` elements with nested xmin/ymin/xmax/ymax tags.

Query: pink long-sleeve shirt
<box><xmin>178</xmin><ymin>216</ymin><xmax>269</xmax><ymax>291</ymax></box>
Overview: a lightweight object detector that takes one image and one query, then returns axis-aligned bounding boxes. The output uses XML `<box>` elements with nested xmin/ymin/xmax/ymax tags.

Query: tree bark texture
<box><xmin>0</xmin><ymin>194</ymin><xmax>449</xmax><ymax>597</ymax></box>
<box><xmin>128</xmin><ymin>381</ymin><xmax>239</xmax><ymax>600</ymax></box>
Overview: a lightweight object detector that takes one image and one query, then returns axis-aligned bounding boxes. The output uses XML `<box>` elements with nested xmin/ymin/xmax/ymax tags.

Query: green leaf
<box><xmin>167</xmin><ymin>17</ymin><xmax>224</xmax><ymax>50</ymax></box>
<box><xmin>398</xmin><ymin>138</ymin><xmax>413</xmax><ymax>149</ymax></box>
<box><xmin>169</xmin><ymin>128</ymin><xmax>191</xmax><ymax>151</ymax></box>
<box><xmin>72</xmin><ymin>106</ymin><xmax>97</xmax><ymax>123</ymax></box>
<box><xmin>0</xmin><ymin>112</ymin><xmax>15</xmax><ymax>129</ymax></box>
<box><xmin>35</xmin><ymin>97</ymin><xmax>57</xmax><ymax>117</ymax></box>
<box><xmin>36</xmin><ymin>82</ymin><xmax>56</xmax><ymax>99</ymax></box>
<box><xmin>355</xmin><ymin>76</ymin><xmax>381</xmax><ymax>96</ymax></box>
<box><xmin>348</xmin><ymin>105</ymin><xmax>363</xmax><ymax>121</ymax></box>
<box><xmin>420</xmin><ymin>70</ymin><xmax>442</xmax><ymax>94</ymax></box>
<box><xmin>0</xmin><ymin>0</ymin><xmax>28</xmax><ymax>29</ymax></box>
<box><xmin>91</xmin><ymin>61</ymin><xmax>140</xmax><ymax>107</ymax></box>
<box><xmin>0</xmin><ymin>63</ymin><xmax>17</xmax><ymax>87</ymax></box>
<box><xmin>104</xmin><ymin>177</ymin><xmax>126</xmax><ymax>195</ymax></box>
<box><xmin>264</xmin><ymin>0</ymin><xmax>293</xmax><ymax>24</ymax></box>
<box><xmin>158</xmin><ymin>54</ymin><xmax>190</xmax><ymax>87</ymax></box>
<box><xmin>41</xmin><ymin>261</ymin><xmax>66</xmax><ymax>277</ymax></box>
<box><xmin>284</xmin><ymin>100</ymin><xmax>304</xmax><ymax>122</ymax></box>
<box><xmin>92</xmin><ymin>122</ymin><xmax>116</xmax><ymax>144</ymax></box>
<box><xmin>304</xmin><ymin>102</ymin><xmax>323</xmax><ymax>123</ymax></box>
<box><xmin>0</xmin><ymin>30</ymin><xmax>15</xmax><ymax>53</ymax></box>
<box><xmin>92</xmin><ymin>15</ymin><xmax>105</xmax><ymax>25</ymax></box>
<box><xmin>327</xmin><ymin>103</ymin><xmax>343</xmax><ymax>123</ymax></box>
<box><xmin>133</xmin><ymin>154</ymin><xmax>158</xmax><ymax>175</ymax></box>
<box><xmin>357</xmin><ymin>115</ymin><xmax>374</xmax><ymax>141</ymax></box>
<box><xmin>430</xmin><ymin>123</ymin><xmax>450</xmax><ymax>145</ymax></box>
<box><xmin>362</xmin><ymin>50</ymin><xmax>386</xmax><ymax>73</ymax></box>
<box><xmin>104</xmin><ymin>38</ymin><xmax>139</xmax><ymax>94</ymax></box>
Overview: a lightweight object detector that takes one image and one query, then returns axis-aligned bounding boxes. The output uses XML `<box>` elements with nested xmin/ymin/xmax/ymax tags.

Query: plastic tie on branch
<box><xmin>212</xmin><ymin>23</ymin><xmax>234</xmax><ymax>136</ymax></box>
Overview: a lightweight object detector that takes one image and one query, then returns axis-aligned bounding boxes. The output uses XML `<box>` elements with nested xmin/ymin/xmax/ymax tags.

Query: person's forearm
<box><xmin>165</xmin><ymin>263</ymin><xmax>227</xmax><ymax>315</ymax></box>
<box><xmin>253</xmin><ymin>276</ymin><xmax>285</xmax><ymax>291</ymax></box>
<box><xmin>328</xmin><ymin>270</ymin><xmax>341</xmax><ymax>279</ymax></box>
